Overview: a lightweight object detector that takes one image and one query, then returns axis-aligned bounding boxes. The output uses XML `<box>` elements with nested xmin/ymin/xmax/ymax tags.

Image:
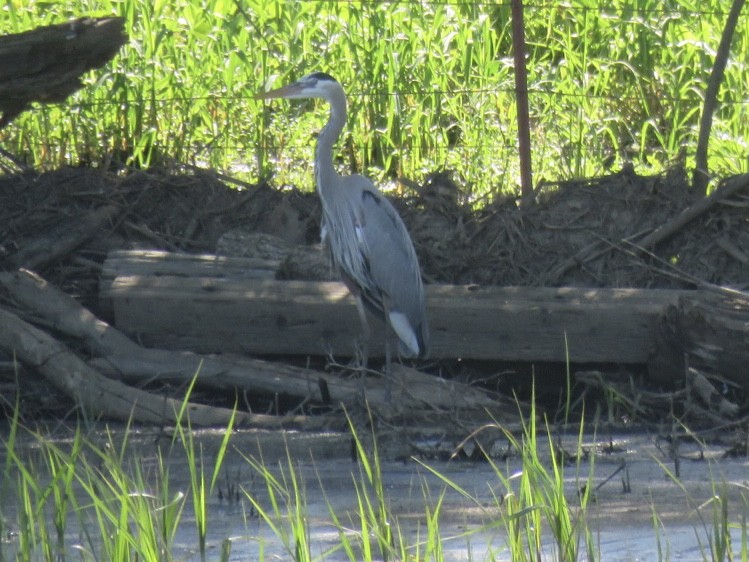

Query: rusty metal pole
<box><xmin>511</xmin><ymin>0</ymin><xmax>533</xmax><ymax>205</ymax></box>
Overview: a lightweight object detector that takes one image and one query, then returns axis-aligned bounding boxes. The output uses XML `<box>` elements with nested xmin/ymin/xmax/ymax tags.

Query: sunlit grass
<box><xmin>172</xmin><ymin>371</ymin><xmax>237</xmax><ymax>560</ymax></box>
<box><xmin>240</xmin><ymin>448</ymin><xmax>318</xmax><ymax>562</ymax></box>
<box><xmin>0</xmin><ymin>0</ymin><xmax>746</xmax><ymax>197</ymax></box>
<box><xmin>1</xmin><ymin>406</ymin><xmax>749</xmax><ymax>560</ymax></box>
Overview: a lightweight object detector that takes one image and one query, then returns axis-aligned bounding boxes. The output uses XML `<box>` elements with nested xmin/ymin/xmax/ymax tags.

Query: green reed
<box><xmin>1</xmin><ymin>404</ymin><xmax>748</xmax><ymax>560</ymax></box>
<box><xmin>0</xmin><ymin>0</ymin><xmax>746</xmax><ymax>196</ymax></box>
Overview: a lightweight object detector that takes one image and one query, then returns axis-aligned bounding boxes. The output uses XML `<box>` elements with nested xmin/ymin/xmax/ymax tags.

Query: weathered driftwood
<box><xmin>0</xmin><ymin>17</ymin><xmax>127</xmax><ymax>128</ymax></box>
<box><xmin>0</xmin><ymin>270</ymin><xmax>319</xmax><ymax>427</ymax></box>
<box><xmin>0</xmin><ymin>304</ymin><xmax>292</xmax><ymax>428</ymax></box>
<box><xmin>100</xmin><ymin>248</ymin><xmax>328</xmax><ymax>302</ymax></box>
<box><xmin>216</xmin><ymin>230</ymin><xmax>333</xmax><ymax>281</ymax></box>
<box><xmin>100</xmin><ymin>258</ymin><xmax>691</xmax><ymax>362</ymax></box>
<box><xmin>0</xmin><ymin>269</ymin><xmax>500</xmax><ymax>424</ymax></box>
<box><xmin>6</xmin><ymin>204</ymin><xmax>120</xmax><ymax>270</ymax></box>
<box><xmin>102</xmin><ymin>249</ymin><xmax>280</xmax><ymax>281</ymax></box>
<box><xmin>99</xmin><ymin>250</ymin><xmax>279</xmax><ymax>312</ymax></box>
<box><xmin>649</xmin><ymin>290</ymin><xmax>749</xmax><ymax>393</ymax></box>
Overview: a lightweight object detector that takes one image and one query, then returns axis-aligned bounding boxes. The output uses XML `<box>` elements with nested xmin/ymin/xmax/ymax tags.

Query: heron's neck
<box><xmin>315</xmin><ymin>90</ymin><xmax>347</xmax><ymax>196</ymax></box>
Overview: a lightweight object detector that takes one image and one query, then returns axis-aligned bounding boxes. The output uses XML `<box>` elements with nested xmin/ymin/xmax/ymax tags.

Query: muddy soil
<box><xmin>2</xmin><ymin>165</ymin><xmax>747</xmax><ymax>297</ymax></box>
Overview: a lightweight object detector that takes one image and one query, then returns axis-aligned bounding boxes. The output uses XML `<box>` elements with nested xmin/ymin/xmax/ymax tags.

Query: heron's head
<box><xmin>255</xmin><ymin>72</ymin><xmax>342</xmax><ymax>101</ymax></box>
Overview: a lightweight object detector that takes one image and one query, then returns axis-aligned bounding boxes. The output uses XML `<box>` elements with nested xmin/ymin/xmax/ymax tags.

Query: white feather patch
<box><xmin>388</xmin><ymin>311</ymin><xmax>419</xmax><ymax>357</ymax></box>
<box><xmin>355</xmin><ymin>224</ymin><xmax>365</xmax><ymax>245</ymax></box>
<box><xmin>320</xmin><ymin>222</ymin><xmax>328</xmax><ymax>243</ymax></box>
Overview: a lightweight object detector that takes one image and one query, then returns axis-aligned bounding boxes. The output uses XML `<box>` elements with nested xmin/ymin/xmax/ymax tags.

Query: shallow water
<box><xmin>1</xmin><ymin>425</ymin><xmax>747</xmax><ymax>561</ymax></box>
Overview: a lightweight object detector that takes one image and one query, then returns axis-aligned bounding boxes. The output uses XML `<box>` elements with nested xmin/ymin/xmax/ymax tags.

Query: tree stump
<box><xmin>649</xmin><ymin>291</ymin><xmax>749</xmax><ymax>391</ymax></box>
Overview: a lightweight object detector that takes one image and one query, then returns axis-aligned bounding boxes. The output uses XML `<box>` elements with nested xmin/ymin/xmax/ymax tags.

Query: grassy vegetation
<box><xmin>1</xmin><ymin>397</ymin><xmax>748</xmax><ymax>561</ymax></box>
<box><xmin>0</xmin><ymin>0</ymin><xmax>747</xmax><ymax>198</ymax></box>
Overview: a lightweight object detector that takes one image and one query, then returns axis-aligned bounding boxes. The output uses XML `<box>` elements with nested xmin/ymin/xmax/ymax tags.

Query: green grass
<box><xmin>0</xmin><ymin>0</ymin><xmax>747</xmax><ymax>197</ymax></box>
<box><xmin>171</xmin><ymin>371</ymin><xmax>236</xmax><ymax>560</ymax></box>
<box><xmin>0</xmin><ymin>380</ymin><xmax>228</xmax><ymax>561</ymax></box>
<box><xmin>241</xmin><ymin>447</ymin><xmax>318</xmax><ymax>562</ymax></box>
<box><xmin>0</xmin><ymin>378</ymin><xmax>748</xmax><ymax>561</ymax></box>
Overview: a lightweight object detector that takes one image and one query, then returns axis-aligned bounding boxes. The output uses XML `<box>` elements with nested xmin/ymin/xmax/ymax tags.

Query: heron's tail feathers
<box><xmin>389</xmin><ymin>311</ymin><xmax>429</xmax><ymax>359</ymax></box>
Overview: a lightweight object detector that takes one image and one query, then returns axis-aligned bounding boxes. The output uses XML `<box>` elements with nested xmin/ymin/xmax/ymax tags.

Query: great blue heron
<box><xmin>255</xmin><ymin>72</ymin><xmax>429</xmax><ymax>376</ymax></box>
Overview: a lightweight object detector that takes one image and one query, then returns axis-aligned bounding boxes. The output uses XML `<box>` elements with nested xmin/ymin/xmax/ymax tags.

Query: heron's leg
<box><xmin>342</xmin><ymin>274</ymin><xmax>371</xmax><ymax>374</ymax></box>
<box><xmin>354</xmin><ymin>296</ymin><xmax>371</xmax><ymax>371</ymax></box>
<box><xmin>384</xmin><ymin>325</ymin><xmax>393</xmax><ymax>403</ymax></box>
<box><xmin>382</xmin><ymin>301</ymin><xmax>395</xmax><ymax>403</ymax></box>
<box><xmin>351</xmin><ymin>295</ymin><xmax>372</xmax><ymax>400</ymax></box>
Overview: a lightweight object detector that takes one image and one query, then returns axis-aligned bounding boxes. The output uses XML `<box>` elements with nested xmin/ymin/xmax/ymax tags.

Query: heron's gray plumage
<box><xmin>256</xmin><ymin>72</ymin><xmax>429</xmax><ymax>359</ymax></box>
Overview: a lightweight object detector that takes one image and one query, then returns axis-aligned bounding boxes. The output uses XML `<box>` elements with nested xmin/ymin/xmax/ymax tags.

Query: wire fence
<box><xmin>1</xmin><ymin>0</ymin><xmax>747</xmax><ymax>196</ymax></box>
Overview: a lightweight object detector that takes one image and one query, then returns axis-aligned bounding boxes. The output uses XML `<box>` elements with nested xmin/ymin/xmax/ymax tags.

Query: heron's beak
<box><xmin>254</xmin><ymin>81</ymin><xmax>301</xmax><ymax>100</ymax></box>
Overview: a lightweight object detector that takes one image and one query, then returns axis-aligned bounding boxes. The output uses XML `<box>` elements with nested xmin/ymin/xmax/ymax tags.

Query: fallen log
<box><xmin>0</xmin><ymin>269</ymin><xmax>501</xmax><ymax>421</ymax></box>
<box><xmin>100</xmin><ymin>257</ymin><xmax>691</xmax><ymax>362</ymax></box>
<box><xmin>0</xmin><ymin>303</ymin><xmax>298</xmax><ymax>428</ymax></box>
<box><xmin>99</xmin><ymin>249</ymin><xmax>279</xmax><ymax>316</ymax></box>
<box><xmin>101</xmin><ymin>249</ymin><xmax>280</xmax><ymax>285</ymax></box>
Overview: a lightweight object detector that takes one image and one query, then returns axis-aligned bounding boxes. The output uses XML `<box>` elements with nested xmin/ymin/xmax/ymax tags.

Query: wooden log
<box><xmin>0</xmin><ymin>303</ymin><xmax>296</xmax><ymax>428</ymax></box>
<box><xmin>1</xmin><ymin>269</ymin><xmax>498</xmax><ymax>417</ymax></box>
<box><xmin>0</xmin><ymin>269</ymin><xmax>330</xmax><ymax>427</ymax></box>
<box><xmin>99</xmin><ymin>249</ymin><xmax>279</xmax><ymax>318</ymax></box>
<box><xmin>101</xmin><ymin>271</ymin><xmax>691</xmax><ymax>363</ymax></box>
<box><xmin>0</xmin><ymin>17</ymin><xmax>127</xmax><ymax>127</ymax></box>
<box><xmin>649</xmin><ymin>290</ymin><xmax>749</xmax><ymax>391</ymax></box>
<box><xmin>100</xmin><ymin>249</ymin><xmax>279</xmax><ymax>291</ymax></box>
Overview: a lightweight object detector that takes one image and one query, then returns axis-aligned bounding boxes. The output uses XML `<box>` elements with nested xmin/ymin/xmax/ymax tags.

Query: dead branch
<box><xmin>544</xmin><ymin>173</ymin><xmax>749</xmax><ymax>283</ymax></box>
<box><xmin>0</xmin><ymin>17</ymin><xmax>127</xmax><ymax>128</ymax></box>
<box><xmin>633</xmin><ymin>173</ymin><xmax>749</xmax><ymax>251</ymax></box>
<box><xmin>687</xmin><ymin>367</ymin><xmax>739</xmax><ymax>418</ymax></box>
<box><xmin>5</xmin><ymin>204</ymin><xmax>120</xmax><ymax>270</ymax></box>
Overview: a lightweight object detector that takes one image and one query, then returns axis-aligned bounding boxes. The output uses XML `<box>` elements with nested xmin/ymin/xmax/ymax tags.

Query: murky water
<box><xmin>1</xmin><ymin>425</ymin><xmax>747</xmax><ymax>561</ymax></box>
